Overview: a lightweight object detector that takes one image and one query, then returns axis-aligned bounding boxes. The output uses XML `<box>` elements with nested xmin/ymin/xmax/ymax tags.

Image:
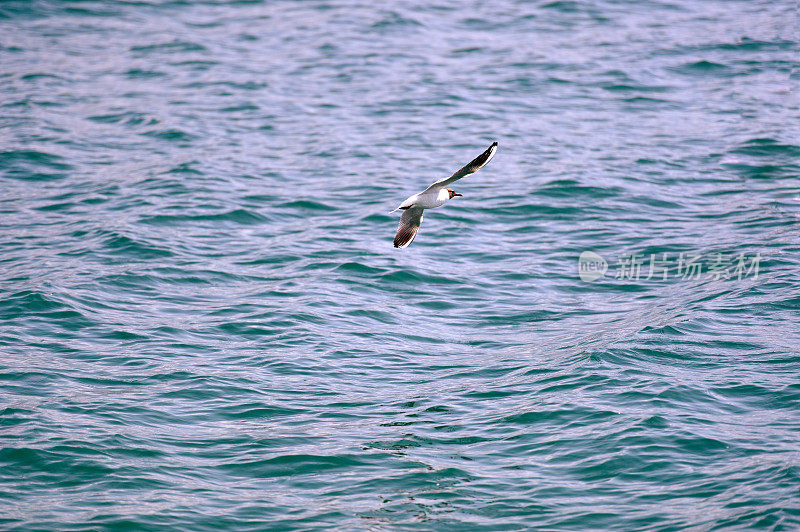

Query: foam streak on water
<box><xmin>1</xmin><ymin>0</ymin><xmax>799</xmax><ymax>530</ymax></box>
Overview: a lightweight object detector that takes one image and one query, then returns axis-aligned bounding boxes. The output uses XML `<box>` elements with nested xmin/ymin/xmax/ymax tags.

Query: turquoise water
<box><xmin>1</xmin><ymin>0</ymin><xmax>799</xmax><ymax>529</ymax></box>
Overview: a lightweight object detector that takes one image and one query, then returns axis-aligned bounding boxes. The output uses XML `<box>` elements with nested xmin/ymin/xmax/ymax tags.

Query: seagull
<box><xmin>390</xmin><ymin>141</ymin><xmax>498</xmax><ymax>248</ymax></box>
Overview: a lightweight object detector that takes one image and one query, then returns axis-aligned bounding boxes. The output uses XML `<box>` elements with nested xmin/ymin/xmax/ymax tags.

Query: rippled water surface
<box><xmin>1</xmin><ymin>0</ymin><xmax>799</xmax><ymax>530</ymax></box>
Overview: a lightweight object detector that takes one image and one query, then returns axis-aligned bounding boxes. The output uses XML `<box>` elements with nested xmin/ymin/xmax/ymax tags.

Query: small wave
<box><xmin>130</xmin><ymin>40</ymin><xmax>208</xmax><ymax>55</ymax></box>
<box><xmin>139</xmin><ymin>209</ymin><xmax>267</xmax><ymax>226</ymax></box>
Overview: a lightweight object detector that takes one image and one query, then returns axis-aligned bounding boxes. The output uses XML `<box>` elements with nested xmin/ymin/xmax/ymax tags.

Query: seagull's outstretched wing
<box><xmin>425</xmin><ymin>141</ymin><xmax>497</xmax><ymax>192</ymax></box>
<box><xmin>393</xmin><ymin>207</ymin><xmax>424</xmax><ymax>248</ymax></box>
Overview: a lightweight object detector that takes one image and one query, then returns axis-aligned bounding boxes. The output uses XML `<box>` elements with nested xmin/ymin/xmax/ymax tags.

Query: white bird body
<box><xmin>393</xmin><ymin>188</ymin><xmax>452</xmax><ymax>212</ymax></box>
<box><xmin>390</xmin><ymin>142</ymin><xmax>498</xmax><ymax>248</ymax></box>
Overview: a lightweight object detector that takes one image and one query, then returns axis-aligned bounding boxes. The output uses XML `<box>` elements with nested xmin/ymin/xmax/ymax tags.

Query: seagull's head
<box><xmin>447</xmin><ymin>188</ymin><xmax>462</xmax><ymax>199</ymax></box>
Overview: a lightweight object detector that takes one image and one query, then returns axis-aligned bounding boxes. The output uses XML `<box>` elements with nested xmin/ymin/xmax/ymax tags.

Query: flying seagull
<box><xmin>390</xmin><ymin>141</ymin><xmax>498</xmax><ymax>248</ymax></box>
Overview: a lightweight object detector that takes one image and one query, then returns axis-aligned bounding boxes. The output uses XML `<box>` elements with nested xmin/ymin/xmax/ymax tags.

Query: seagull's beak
<box><xmin>453</xmin><ymin>192</ymin><xmax>462</xmax><ymax>197</ymax></box>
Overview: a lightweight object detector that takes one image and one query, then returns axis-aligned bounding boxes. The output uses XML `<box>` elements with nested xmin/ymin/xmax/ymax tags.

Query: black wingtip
<box><xmin>491</xmin><ymin>141</ymin><xmax>498</xmax><ymax>147</ymax></box>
